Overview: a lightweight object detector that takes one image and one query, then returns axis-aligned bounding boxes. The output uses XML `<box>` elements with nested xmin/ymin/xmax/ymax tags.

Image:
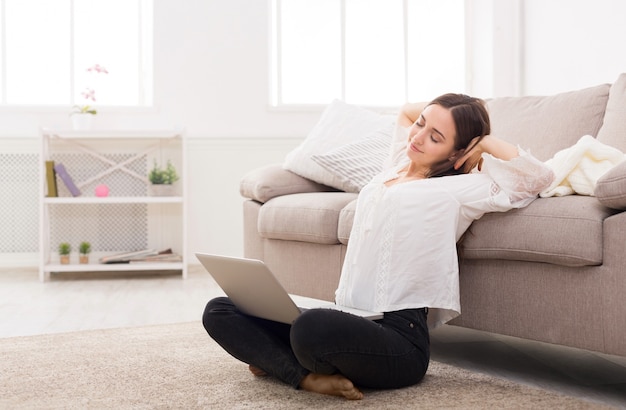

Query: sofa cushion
<box><xmin>595</xmin><ymin>160</ymin><xmax>626</xmax><ymax>210</ymax></box>
<box><xmin>337</xmin><ymin>195</ymin><xmax>612</xmax><ymax>266</ymax></box>
<box><xmin>338</xmin><ymin>199</ymin><xmax>357</xmax><ymax>244</ymax></box>
<box><xmin>462</xmin><ymin>196</ymin><xmax>614</xmax><ymax>267</ymax></box>
<box><xmin>596</xmin><ymin>73</ymin><xmax>626</xmax><ymax>152</ymax></box>
<box><xmin>258</xmin><ymin>192</ymin><xmax>357</xmax><ymax>244</ymax></box>
<box><xmin>283</xmin><ymin>99</ymin><xmax>394</xmax><ymax>191</ymax></box>
<box><xmin>487</xmin><ymin>83</ymin><xmax>610</xmax><ymax>161</ymax></box>
<box><xmin>240</xmin><ymin>164</ymin><xmax>335</xmax><ymax>203</ymax></box>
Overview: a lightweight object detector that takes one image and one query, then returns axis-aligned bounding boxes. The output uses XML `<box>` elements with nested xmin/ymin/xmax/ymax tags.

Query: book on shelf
<box><xmin>129</xmin><ymin>253</ymin><xmax>183</xmax><ymax>264</ymax></box>
<box><xmin>99</xmin><ymin>249</ymin><xmax>158</xmax><ymax>264</ymax></box>
<box><xmin>99</xmin><ymin>248</ymin><xmax>180</xmax><ymax>264</ymax></box>
<box><xmin>53</xmin><ymin>163</ymin><xmax>81</xmax><ymax>197</ymax></box>
<box><xmin>45</xmin><ymin>160</ymin><xmax>58</xmax><ymax>197</ymax></box>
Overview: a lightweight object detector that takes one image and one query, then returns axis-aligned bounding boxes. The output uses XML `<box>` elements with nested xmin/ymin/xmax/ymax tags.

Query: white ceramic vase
<box><xmin>71</xmin><ymin>114</ymin><xmax>95</xmax><ymax>131</ymax></box>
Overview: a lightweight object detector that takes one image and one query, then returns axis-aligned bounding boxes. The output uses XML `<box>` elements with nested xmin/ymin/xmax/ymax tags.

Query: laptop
<box><xmin>196</xmin><ymin>253</ymin><xmax>383</xmax><ymax>324</ymax></box>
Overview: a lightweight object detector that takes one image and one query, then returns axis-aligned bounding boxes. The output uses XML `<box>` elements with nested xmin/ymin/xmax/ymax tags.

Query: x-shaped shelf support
<box><xmin>50</xmin><ymin>135</ymin><xmax>178</xmax><ymax>189</ymax></box>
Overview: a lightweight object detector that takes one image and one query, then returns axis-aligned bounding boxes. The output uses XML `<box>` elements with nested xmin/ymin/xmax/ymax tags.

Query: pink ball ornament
<box><xmin>95</xmin><ymin>184</ymin><xmax>109</xmax><ymax>197</ymax></box>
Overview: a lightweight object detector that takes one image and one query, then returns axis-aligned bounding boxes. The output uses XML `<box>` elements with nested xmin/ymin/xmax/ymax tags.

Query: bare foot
<box><xmin>299</xmin><ymin>373</ymin><xmax>363</xmax><ymax>400</ymax></box>
<box><xmin>248</xmin><ymin>365</ymin><xmax>268</xmax><ymax>377</ymax></box>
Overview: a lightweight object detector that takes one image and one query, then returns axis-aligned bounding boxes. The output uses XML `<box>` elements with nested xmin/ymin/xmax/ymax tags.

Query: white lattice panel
<box><xmin>0</xmin><ymin>153</ymin><xmax>39</xmax><ymax>252</ymax></box>
<box><xmin>47</xmin><ymin>153</ymin><xmax>149</xmax><ymax>253</ymax></box>
<box><xmin>51</xmin><ymin>153</ymin><xmax>148</xmax><ymax>197</ymax></box>
<box><xmin>49</xmin><ymin>204</ymin><xmax>148</xmax><ymax>253</ymax></box>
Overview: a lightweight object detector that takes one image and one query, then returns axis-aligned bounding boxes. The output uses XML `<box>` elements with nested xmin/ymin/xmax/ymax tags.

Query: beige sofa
<box><xmin>240</xmin><ymin>73</ymin><xmax>626</xmax><ymax>357</ymax></box>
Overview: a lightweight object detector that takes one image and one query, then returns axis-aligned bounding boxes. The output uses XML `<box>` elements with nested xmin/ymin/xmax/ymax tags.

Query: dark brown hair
<box><xmin>425</xmin><ymin>93</ymin><xmax>491</xmax><ymax>178</ymax></box>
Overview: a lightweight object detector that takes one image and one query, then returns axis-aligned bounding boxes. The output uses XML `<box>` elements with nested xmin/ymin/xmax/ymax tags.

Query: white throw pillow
<box><xmin>283</xmin><ymin>99</ymin><xmax>395</xmax><ymax>189</ymax></box>
<box><xmin>311</xmin><ymin>126</ymin><xmax>393</xmax><ymax>193</ymax></box>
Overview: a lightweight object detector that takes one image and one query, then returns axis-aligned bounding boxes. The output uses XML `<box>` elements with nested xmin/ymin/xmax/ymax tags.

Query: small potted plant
<box><xmin>70</xmin><ymin>102</ymin><xmax>97</xmax><ymax>130</ymax></box>
<box><xmin>79</xmin><ymin>241</ymin><xmax>91</xmax><ymax>264</ymax></box>
<box><xmin>148</xmin><ymin>160</ymin><xmax>179</xmax><ymax>196</ymax></box>
<box><xmin>59</xmin><ymin>242</ymin><xmax>71</xmax><ymax>264</ymax></box>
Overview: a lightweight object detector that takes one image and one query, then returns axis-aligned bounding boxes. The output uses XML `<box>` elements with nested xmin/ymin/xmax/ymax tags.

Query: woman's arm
<box><xmin>454</xmin><ymin>135</ymin><xmax>519</xmax><ymax>171</ymax></box>
<box><xmin>455</xmin><ymin>135</ymin><xmax>554</xmax><ymax>204</ymax></box>
<box><xmin>477</xmin><ymin>135</ymin><xmax>519</xmax><ymax>161</ymax></box>
<box><xmin>397</xmin><ymin>102</ymin><xmax>428</xmax><ymax>127</ymax></box>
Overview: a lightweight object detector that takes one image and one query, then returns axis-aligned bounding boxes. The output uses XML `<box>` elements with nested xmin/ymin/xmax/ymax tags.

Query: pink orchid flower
<box><xmin>81</xmin><ymin>88</ymin><xmax>96</xmax><ymax>102</ymax></box>
<box><xmin>87</xmin><ymin>64</ymin><xmax>109</xmax><ymax>74</ymax></box>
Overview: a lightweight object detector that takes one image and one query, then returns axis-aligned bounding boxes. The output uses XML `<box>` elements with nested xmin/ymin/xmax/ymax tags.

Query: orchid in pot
<box><xmin>71</xmin><ymin>64</ymin><xmax>108</xmax><ymax>130</ymax></box>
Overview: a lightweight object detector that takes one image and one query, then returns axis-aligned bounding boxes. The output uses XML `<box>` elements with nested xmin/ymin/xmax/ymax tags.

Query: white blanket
<box><xmin>540</xmin><ymin>135</ymin><xmax>626</xmax><ymax>197</ymax></box>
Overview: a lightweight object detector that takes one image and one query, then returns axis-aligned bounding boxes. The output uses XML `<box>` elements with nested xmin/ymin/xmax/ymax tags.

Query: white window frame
<box><xmin>269</xmin><ymin>0</ymin><xmax>473</xmax><ymax>109</ymax></box>
<box><xmin>0</xmin><ymin>0</ymin><xmax>153</xmax><ymax>110</ymax></box>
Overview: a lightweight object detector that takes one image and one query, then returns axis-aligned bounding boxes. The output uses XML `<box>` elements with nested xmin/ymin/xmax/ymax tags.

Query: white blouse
<box><xmin>335</xmin><ymin>125</ymin><xmax>554</xmax><ymax>329</ymax></box>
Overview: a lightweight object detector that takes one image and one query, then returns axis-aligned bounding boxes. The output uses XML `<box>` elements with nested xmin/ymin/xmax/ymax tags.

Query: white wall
<box><xmin>522</xmin><ymin>0</ymin><xmax>626</xmax><ymax>95</ymax></box>
<box><xmin>1</xmin><ymin>0</ymin><xmax>625</xmax><ymax>267</ymax></box>
<box><xmin>151</xmin><ymin>0</ymin><xmax>321</xmax><ymax>138</ymax></box>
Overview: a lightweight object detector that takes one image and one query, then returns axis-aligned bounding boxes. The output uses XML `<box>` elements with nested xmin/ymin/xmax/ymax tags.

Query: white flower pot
<box><xmin>149</xmin><ymin>184</ymin><xmax>175</xmax><ymax>196</ymax></box>
<box><xmin>71</xmin><ymin>114</ymin><xmax>95</xmax><ymax>130</ymax></box>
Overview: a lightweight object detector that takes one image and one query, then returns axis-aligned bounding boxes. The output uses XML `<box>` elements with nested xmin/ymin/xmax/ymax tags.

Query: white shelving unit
<box><xmin>38</xmin><ymin>128</ymin><xmax>187</xmax><ymax>281</ymax></box>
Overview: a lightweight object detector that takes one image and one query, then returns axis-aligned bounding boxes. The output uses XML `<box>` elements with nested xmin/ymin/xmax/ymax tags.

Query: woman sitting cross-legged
<box><xmin>202</xmin><ymin>93</ymin><xmax>555</xmax><ymax>400</ymax></box>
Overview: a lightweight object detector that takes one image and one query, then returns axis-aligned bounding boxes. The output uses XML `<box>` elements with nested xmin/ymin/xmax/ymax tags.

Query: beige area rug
<box><xmin>0</xmin><ymin>322</ymin><xmax>609</xmax><ymax>409</ymax></box>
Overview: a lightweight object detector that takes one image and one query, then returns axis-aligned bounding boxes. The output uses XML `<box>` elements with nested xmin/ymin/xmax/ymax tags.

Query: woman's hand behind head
<box><xmin>454</xmin><ymin>136</ymin><xmax>485</xmax><ymax>172</ymax></box>
<box><xmin>454</xmin><ymin>134</ymin><xmax>521</xmax><ymax>172</ymax></box>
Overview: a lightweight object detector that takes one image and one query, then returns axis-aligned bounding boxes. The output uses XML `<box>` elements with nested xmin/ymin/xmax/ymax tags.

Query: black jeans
<box><xmin>202</xmin><ymin>297</ymin><xmax>430</xmax><ymax>389</ymax></box>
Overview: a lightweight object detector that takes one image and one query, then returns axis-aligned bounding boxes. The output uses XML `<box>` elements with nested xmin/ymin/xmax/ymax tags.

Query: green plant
<box><xmin>71</xmin><ymin>105</ymin><xmax>97</xmax><ymax>115</ymax></box>
<box><xmin>58</xmin><ymin>242</ymin><xmax>71</xmax><ymax>256</ymax></box>
<box><xmin>79</xmin><ymin>241</ymin><xmax>91</xmax><ymax>255</ymax></box>
<box><xmin>149</xmin><ymin>160</ymin><xmax>179</xmax><ymax>185</ymax></box>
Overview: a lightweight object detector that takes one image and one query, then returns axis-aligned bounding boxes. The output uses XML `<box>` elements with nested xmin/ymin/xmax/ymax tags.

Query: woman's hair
<box><xmin>425</xmin><ymin>93</ymin><xmax>491</xmax><ymax>178</ymax></box>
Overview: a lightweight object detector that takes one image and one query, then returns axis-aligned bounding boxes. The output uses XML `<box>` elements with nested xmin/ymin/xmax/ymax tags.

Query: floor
<box><xmin>1</xmin><ymin>266</ymin><xmax>625</xmax><ymax>409</ymax></box>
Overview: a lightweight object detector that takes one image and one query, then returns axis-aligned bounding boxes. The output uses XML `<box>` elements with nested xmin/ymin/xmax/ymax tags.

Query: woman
<box><xmin>203</xmin><ymin>94</ymin><xmax>554</xmax><ymax>400</ymax></box>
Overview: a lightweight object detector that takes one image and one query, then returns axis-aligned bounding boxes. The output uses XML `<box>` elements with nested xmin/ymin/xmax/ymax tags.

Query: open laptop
<box><xmin>196</xmin><ymin>253</ymin><xmax>383</xmax><ymax>324</ymax></box>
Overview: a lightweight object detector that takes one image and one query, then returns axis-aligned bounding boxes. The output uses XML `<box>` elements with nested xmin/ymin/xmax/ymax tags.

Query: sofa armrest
<box><xmin>240</xmin><ymin>164</ymin><xmax>337</xmax><ymax>203</ymax></box>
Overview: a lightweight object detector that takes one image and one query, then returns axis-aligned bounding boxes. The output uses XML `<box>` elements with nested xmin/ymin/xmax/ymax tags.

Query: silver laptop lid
<box><xmin>196</xmin><ymin>253</ymin><xmax>302</xmax><ymax>324</ymax></box>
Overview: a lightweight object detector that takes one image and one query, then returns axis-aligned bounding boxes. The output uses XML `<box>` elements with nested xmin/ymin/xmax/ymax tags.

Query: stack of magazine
<box><xmin>99</xmin><ymin>248</ymin><xmax>182</xmax><ymax>264</ymax></box>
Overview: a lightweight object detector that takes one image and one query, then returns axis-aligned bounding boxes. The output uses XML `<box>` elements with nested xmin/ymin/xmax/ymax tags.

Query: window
<box><xmin>271</xmin><ymin>0</ymin><xmax>465</xmax><ymax>107</ymax></box>
<box><xmin>0</xmin><ymin>0</ymin><xmax>152</xmax><ymax>107</ymax></box>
